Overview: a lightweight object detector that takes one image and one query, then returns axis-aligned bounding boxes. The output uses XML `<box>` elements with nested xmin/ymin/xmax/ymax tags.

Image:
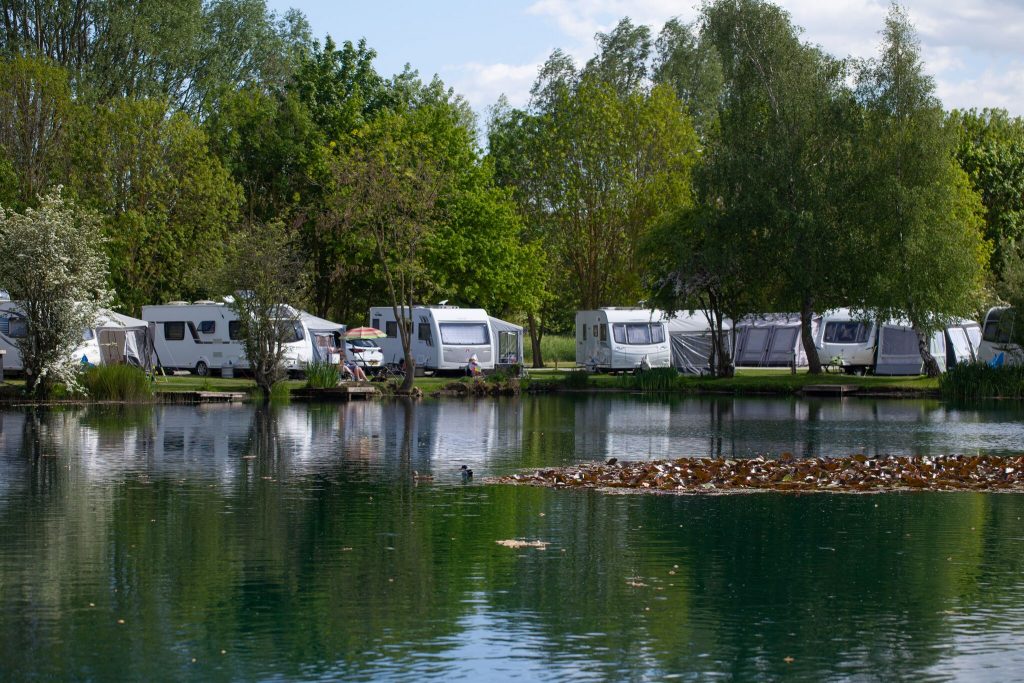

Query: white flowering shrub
<box><xmin>0</xmin><ymin>189</ymin><xmax>110</xmax><ymax>398</ymax></box>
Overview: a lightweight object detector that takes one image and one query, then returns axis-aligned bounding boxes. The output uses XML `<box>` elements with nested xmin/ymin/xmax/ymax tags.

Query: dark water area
<box><xmin>1</xmin><ymin>396</ymin><xmax>1023</xmax><ymax>681</ymax></box>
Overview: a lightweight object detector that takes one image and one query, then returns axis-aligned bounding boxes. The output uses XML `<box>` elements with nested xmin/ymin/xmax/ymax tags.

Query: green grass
<box><xmin>79</xmin><ymin>365</ymin><xmax>154</xmax><ymax>402</ymax></box>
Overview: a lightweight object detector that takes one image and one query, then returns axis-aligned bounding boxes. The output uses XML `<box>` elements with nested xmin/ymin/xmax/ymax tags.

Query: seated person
<box><xmin>465</xmin><ymin>354</ymin><xmax>482</xmax><ymax>377</ymax></box>
<box><xmin>339</xmin><ymin>359</ymin><xmax>368</xmax><ymax>382</ymax></box>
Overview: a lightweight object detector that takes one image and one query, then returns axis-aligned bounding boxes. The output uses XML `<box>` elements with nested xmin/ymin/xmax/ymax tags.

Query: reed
<box><xmin>620</xmin><ymin>367</ymin><xmax>680</xmax><ymax>392</ymax></box>
<box><xmin>80</xmin><ymin>365</ymin><xmax>154</xmax><ymax>402</ymax></box>
<box><xmin>562</xmin><ymin>369</ymin><xmax>591</xmax><ymax>389</ymax></box>
<box><xmin>940</xmin><ymin>361</ymin><xmax>1024</xmax><ymax>400</ymax></box>
<box><xmin>305</xmin><ymin>361</ymin><xmax>340</xmax><ymax>389</ymax></box>
<box><xmin>525</xmin><ymin>335</ymin><xmax>576</xmax><ymax>367</ymax></box>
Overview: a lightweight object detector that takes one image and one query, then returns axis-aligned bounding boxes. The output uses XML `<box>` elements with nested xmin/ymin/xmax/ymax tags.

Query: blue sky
<box><xmin>267</xmin><ymin>0</ymin><xmax>1024</xmax><ymax>122</ymax></box>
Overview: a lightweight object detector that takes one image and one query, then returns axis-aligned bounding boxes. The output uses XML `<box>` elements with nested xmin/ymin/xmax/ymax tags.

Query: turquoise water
<box><xmin>1</xmin><ymin>396</ymin><xmax>1023</xmax><ymax>681</ymax></box>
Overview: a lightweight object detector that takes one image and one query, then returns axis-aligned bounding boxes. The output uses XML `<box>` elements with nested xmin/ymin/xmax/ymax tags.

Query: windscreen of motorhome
<box><xmin>612</xmin><ymin>323</ymin><xmax>665</xmax><ymax>345</ymax></box>
<box><xmin>439</xmin><ymin>322</ymin><xmax>490</xmax><ymax>345</ymax></box>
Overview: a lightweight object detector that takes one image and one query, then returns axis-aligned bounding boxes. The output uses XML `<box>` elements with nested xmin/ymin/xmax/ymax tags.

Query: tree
<box><xmin>68</xmin><ymin>98</ymin><xmax>242</xmax><ymax>314</ymax></box>
<box><xmin>697</xmin><ymin>0</ymin><xmax>860</xmax><ymax>374</ymax></box>
<box><xmin>0</xmin><ymin>189</ymin><xmax>109</xmax><ymax>398</ymax></box>
<box><xmin>854</xmin><ymin>6</ymin><xmax>989</xmax><ymax>376</ymax></box>
<box><xmin>222</xmin><ymin>219</ymin><xmax>305</xmax><ymax>399</ymax></box>
<box><xmin>329</xmin><ymin>109</ymin><xmax>446</xmax><ymax>392</ymax></box>
<box><xmin>0</xmin><ymin>55</ymin><xmax>74</xmax><ymax>205</ymax></box>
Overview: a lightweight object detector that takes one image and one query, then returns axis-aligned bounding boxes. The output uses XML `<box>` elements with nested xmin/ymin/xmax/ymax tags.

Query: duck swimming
<box><xmin>460</xmin><ymin>465</ymin><xmax>473</xmax><ymax>481</ymax></box>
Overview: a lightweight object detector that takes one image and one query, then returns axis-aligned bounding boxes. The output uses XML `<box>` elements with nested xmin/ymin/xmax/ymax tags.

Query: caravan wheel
<box><xmin>195</xmin><ymin>361</ymin><xmax>209</xmax><ymax>377</ymax></box>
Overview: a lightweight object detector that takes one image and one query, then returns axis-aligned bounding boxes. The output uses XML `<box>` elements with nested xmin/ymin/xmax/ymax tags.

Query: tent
<box><xmin>665</xmin><ymin>312</ymin><xmax>732</xmax><ymax>375</ymax></box>
<box><xmin>94</xmin><ymin>309</ymin><xmax>153</xmax><ymax>370</ymax></box>
<box><xmin>734</xmin><ymin>313</ymin><xmax>819</xmax><ymax>367</ymax></box>
<box><xmin>489</xmin><ymin>317</ymin><xmax>525</xmax><ymax>368</ymax></box>
<box><xmin>874</xmin><ymin>322</ymin><xmax>947</xmax><ymax>375</ymax></box>
<box><xmin>299</xmin><ymin>311</ymin><xmax>346</xmax><ymax>364</ymax></box>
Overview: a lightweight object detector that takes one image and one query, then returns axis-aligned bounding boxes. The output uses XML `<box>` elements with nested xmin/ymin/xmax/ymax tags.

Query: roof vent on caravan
<box><xmin>193</xmin><ymin>300</ymin><xmax>217</xmax><ymax>305</ymax></box>
<box><xmin>166</xmin><ymin>300</ymin><xmax>190</xmax><ymax>306</ymax></box>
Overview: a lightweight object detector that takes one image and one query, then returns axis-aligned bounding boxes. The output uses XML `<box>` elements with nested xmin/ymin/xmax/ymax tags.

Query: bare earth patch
<box><xmin>489</xmin><ymin>454</ymin><xmax>1024</xmax><ymax>495</ymax></box>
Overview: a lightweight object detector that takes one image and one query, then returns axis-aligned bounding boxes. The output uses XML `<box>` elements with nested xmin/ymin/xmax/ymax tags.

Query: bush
<box><xmin>305</xmin><ymin>361</ymin><xmax>339</xmax><ymax>389</ymax></box>
<box><xmin>80</xmin><ymin>365</ymin><xmax>153</xmax><ymax>402</ymax></box>
<box><xmin>940</xmin><ymin>361</ymin><xmax>1024</xmax><ymax>400</ymax></box>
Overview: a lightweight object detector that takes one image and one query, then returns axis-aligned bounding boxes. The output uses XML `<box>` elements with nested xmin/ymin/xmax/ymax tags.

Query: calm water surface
<box><xmin>1</xmin><ymin>395</ymin><xmax>1023</xmax><ymax>681</ymax></box>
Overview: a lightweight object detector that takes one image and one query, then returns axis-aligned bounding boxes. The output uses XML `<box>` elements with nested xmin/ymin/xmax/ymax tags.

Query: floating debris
<box><xmin>495</xmin><ymin>539</ymin><xmax>549</xmax><ymax>549</ymax></box>
<box><xmin>490</xmin><ymin>454</ymin><xmax>1024</xmax><ymax>494</ymax></box>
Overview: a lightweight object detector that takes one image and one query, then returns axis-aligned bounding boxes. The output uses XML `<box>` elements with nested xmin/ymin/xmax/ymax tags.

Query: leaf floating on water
<box><xmin>496</xmin><ymin>539</ymin><xmax>549</xmax><ymax>549</ymax></box>
<box><xmin>784</xmin><ymin>656</ymin><xmax>795</xmax><ymax>664</ymax></box>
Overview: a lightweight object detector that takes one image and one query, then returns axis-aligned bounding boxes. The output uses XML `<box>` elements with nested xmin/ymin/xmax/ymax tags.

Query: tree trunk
<box><xmin>400</xmin><ymin>350</ymin><xmax>416</xmax><ymax>393</ymax></box>
<box><xmin>800</xmin><ymin>297</ymin><xmax>821</xmax><ymax>374</ymax></box>
<box><xmin>915</xmin><ymin>328</ymin><xmax>941</xmax><ymax>378</ymax></box>
<box><xmin>527</xmin><ymin>312</ymin><xmax>543</xmax><ymax>369</ymax></box>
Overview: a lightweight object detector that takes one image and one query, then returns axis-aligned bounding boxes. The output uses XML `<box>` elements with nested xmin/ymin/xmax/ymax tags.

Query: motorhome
<box><xmin>142</xmin><ymin>301</ymin><xmax>344</xmax><ymax>376</ymax></box>
<box><xmin>369</xmin><ymin>305</ymin><xmax>494</xmax><ymax>373</ymax></box>
<box><xmin>0</xmin><ymin>300</ymin><xmax>151</xmax><ymax>373</ymax></box>
<box><xmin>575</xmin><ymin>308</ymin><xmax>671</xmax><ymax>372</ymax></box>
<box><xmin>977</xmin><ymin>307</ymin><xmax>1021</xmax><ymax>367</ymax></box>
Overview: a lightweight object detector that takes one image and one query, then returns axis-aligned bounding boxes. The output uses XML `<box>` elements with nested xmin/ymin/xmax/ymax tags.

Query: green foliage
<box><xmin>305</xmin><ymin>361</ymin><xmax>340</xmax><ymax>389</ymax></box>
<box><xmin>222</xmin><ymin>219</ymin><xmax>305</xmax><ymax>399</ymax></box>
<box><xmin>69</xmin><ymin>98</ymin><xmax>242</xmax><ymax>314</ymax></box>
<box><xmin>0</xmin><ymin>189</ymin><xmax>109</xmax><ymax>398</ymax></box>
<box><xmin>940</xmin><ymin>361</ymin><xmax>1024</xmax><ymax>400</ymax></box>
<box><xmin>562</xmin><ymin>369</ymin><xmax>591</xmax><ymax>389</ymax></box>
<box><xmin>619</xmin><ymin>368</ymin><xmax>681</xmax><ymax>392</ymax></box>
<box><xmin>524</xmin><ymin>335</ymin><xmax>576</xmax><ymax>366</ymax></box>
<box><xmin>80</xmin><ymin>365</ymin><xmax>153</xmax><ymax>402</ymax></box>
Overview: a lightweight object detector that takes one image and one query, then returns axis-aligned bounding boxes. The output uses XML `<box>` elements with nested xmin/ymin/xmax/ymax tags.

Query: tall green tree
<box><xmin>854</xmin><ymin>6</ymin><xmax>989</xmax><ymax>376</ymax></box>
<box><xmin>69</xmin><ymin>98</ymin><xmax>242</xmax><ymax>314</ymax></box>
<box><xmin>697</xmin><ymin>0</ymin><xmax>860</xmax><ymax>374</ymax></box>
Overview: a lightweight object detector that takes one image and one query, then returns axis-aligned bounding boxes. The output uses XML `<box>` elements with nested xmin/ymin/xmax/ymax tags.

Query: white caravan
<box><xmin>977</xmin><ymin>307</ymin><xmax>1021</xmax><ymax>367</ymax></box>
<box><xmin>814</xmin><ymin>309</ymin><xmax>878</xmax><ymax>374</ymax></box>
<box><xmin>142</xmin><ymin>301</ymin><xmax>343</xmax><ymax>376</ymax></box>
<box><xmin>575</xmin><ymin>308</ymin><xmax>671</xmax><ymax>372</ymax></box>
<box><xmin>0</xmin><ymin>300</ymin><xmax>151</xmax><ymax>373</ymax></box>
<box><xmin>369</xmin><ymin>305</ymin><xmax>494</xmax><ymax>373</ymax></box>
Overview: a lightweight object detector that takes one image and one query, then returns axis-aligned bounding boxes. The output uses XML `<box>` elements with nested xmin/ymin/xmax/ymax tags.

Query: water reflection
<box><xmin>1</xmin><ymin>398</ymin><xmax>1024</xmax><ymax>680</ymax></box>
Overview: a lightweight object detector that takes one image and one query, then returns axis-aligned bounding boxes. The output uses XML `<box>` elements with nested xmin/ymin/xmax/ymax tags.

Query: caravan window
<box><xmin>82</xmin><ymin>328</ymin><xmax>95</xmax><ymax>341</ymax></box>
<box><xmin>164</xmin><ymin>321</ymin><xmax>185</xmax><ymax>341</ymax></box>
<box><xmin>198</xmin><ymin>320</ymin><xmax>216</xmax><ymax>334</ymax></box>
<box><xmin>228</xmin><ymin>320</ymin><xmax>242</xmax><ymax>340</ymax></box>
<box><xmin>983</xmin><ymin>309</ymin><xmax>1014</xmax><ymax>343</ymax></box>
<box><xmin>612</xmin><ymin>323</ymin><xmax>665</xmax><ymax>345</ymax></box>
<box><xmin>8</xmin><ymin>317</ymin><xmax>27</xmax><ymax>338</ymax></box>
<box><xmin>418</xmin><ymin>322</ymin><xmax>433</xmax><ymax>345</ymax></box>
<box><xmin>439</xmin><ymin>322</ymin><xmax>489</xmax><ymax>345</ymax></box>
<box><xmin>599</xmin><ymin>325</ymin><xmax>608</xmax><ymax>342</ymax></box>
<box><xmin>385</xmin><ymin>321</ymin><xmax>398</xmax><ymax>338</ymax></box>
<box><xmin>823</xmin><ymin>321</ymin><xmax>870</xmax><ymax>344</ymax></box>
<box><xmin>277</xmin><ymin>321</ymin><xmax>304</xmax><ymax>344</ymax></box>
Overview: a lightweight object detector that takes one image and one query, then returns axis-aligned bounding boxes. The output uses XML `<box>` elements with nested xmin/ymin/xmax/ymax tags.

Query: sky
<box><xmin>266</xmin><ymin>0</ymin><xmax>1024</xmax><ymax>121</ymax></box>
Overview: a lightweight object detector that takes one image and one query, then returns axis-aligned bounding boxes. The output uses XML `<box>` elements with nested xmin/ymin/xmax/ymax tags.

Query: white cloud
<box><xmin>936</xmin><ymin>60</ymin><xmax>1024</xmax><ymax>114</ymax></box>
<box><xmin>448</xmin><ymin>61</ymin><xmax>542</xmax><ymax>111</ymax></box>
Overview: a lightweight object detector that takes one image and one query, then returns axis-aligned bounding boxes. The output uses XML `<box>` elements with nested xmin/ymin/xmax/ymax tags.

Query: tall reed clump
<box><xmin>305</xmin><ymin>361</ymin><xmax>340</xmax><ymax>389</ymax></box>
<box><xmin>620</xmin><ymin>368</ymin><xmax>680</xmax><ymax>392</ymax></box>
<box><xmin>940</xmin><ymin>361</ymin><xmax>1024</xmax><ymax>400</ymax></box>
<box><xmin>562</xmin><ymin>369</ymin><xmax>591</xmax><ymax>389</ymax></box>
<box><xmin>80</xmin><ymin>365</ymin><xmax>154</xmax><ymax>402</ymax></box>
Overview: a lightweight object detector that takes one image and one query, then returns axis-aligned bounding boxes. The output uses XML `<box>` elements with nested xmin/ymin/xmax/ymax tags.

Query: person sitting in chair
<box><xmin>339</xmin><ymin>357</ymin><xmax>368</xmax><ymax>382</ymax></box>
<box><xmin>465</xmin><ymin>354</ymin><xmax>482</xmax><ymax>377</ymax></box>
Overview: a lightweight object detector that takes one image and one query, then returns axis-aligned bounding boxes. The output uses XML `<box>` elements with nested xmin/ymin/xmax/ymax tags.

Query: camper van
<box><xmin>978</xmin><ymin>307</ymin><xmax>1021</xmax><ymax>367</ymax></box>
<box><xmin>575</xmin><ymin>308</ymin><xmax>671</xmax><ymax>372</ymax></box>
<box><xmin>143</xmin><ymin>301</ymin><xmax>343</xmax><ymax>376</ymax></box>
<box><xmin>0</xmin><ymin>300</ymin><xmax>151</xmax><ymax>373</ymax></box>
<box><xmin>369</xmin><ymin>305</ymin><xmax>494</xmax><ymax>373</ymax></box>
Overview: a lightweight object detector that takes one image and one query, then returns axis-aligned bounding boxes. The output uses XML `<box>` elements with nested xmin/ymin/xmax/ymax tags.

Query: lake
<box><xmin>1</xmin><ymin>395</ymin><xmax>1023</xmax><ymax>681</ymax></box>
